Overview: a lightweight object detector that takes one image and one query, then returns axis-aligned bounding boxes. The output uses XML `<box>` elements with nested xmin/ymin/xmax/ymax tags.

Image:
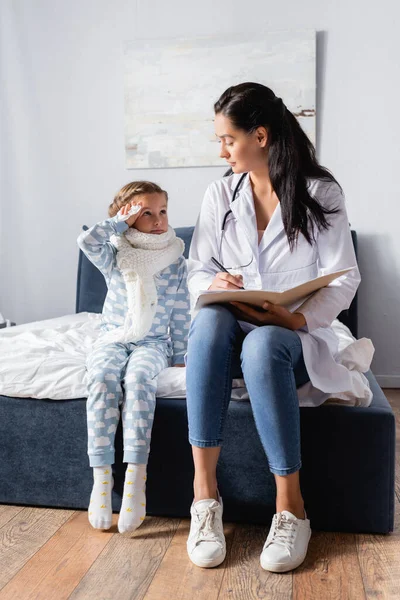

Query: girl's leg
<box><xmin>118</xmin><ymin>344</ymin><xmax>168</xmax><ymax>533</ymax></box>
<box><xmin>86</xmin><ymin>342</ymin><xmax>129</xmax><ymax>529</ymax></box>
<box><xmin>186</xmin><ymin>305</ymin><xmax>244</xmax><ymax>502</ymax></box>
<box><xmin>240</xmin><ymin>325</ymin><xmax>310</xmax><ymax>518</ymax></box>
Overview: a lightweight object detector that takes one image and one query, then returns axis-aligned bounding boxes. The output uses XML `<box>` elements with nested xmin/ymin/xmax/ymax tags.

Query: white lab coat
<box><xmin>187</xmin><ymin>173</ymin><xmax>374</xmax><ymax>407</ymax></box>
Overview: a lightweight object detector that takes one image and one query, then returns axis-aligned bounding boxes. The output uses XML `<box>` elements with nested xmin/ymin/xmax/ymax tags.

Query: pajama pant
<box><xmin>86</xmin><ymin>341</ymin><xmax>169</xmax><ymax>467</ymax></box>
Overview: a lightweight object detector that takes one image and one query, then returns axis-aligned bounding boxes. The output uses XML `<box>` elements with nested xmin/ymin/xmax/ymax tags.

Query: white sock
<box><xmin>118</xmin><ymin>463</ymin><xmax>147</xmax><ymax>534</ymax></box>
<box><xmin>88</xmin><ymin>465</ymin><xmax>114</xmax><ymax>530</ymax></box>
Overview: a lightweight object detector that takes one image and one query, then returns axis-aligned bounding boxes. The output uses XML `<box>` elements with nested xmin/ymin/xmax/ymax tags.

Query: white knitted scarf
<box><xmin>99</xmin><ymin>225</ymin><xmax>184</xmax><ymax>345</ymax></box>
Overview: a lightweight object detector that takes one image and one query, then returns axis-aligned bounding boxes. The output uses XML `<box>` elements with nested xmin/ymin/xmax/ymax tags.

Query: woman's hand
<box><xmin>118</xmin><ymin>201</ymin><xmax>143</xmax><ymax>228</ymax></box>
<box><xmin>228</xmin><ymin>301</ymin><xmax>307</xmax><ymax>331</ymax></box>
<box><xmin>208</xmin><ymin>272</ymin><xmax>244</xmax><ymax>291</ymax></box>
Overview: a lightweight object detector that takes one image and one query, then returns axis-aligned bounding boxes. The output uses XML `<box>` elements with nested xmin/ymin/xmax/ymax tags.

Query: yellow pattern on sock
<box><xmin>88</xmin><ymin>466</ymin><xmax>113</xmax><ymax>531</ymax></box>
<box><xmin>118</xmin><ymin>463</ymin><xmax>147</xmax><ymax>534</ymax></box>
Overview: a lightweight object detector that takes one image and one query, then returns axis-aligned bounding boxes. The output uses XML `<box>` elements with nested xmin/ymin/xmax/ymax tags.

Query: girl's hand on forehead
<box><xmin>117</xmin><ymin>201</ymin><xmax>143</xmax><ymax>227</ymax></box>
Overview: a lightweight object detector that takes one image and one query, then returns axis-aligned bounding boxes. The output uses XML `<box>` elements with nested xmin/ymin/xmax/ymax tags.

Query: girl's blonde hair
<box><xmin>108</xmin><ymin>181</ymin><xmax>168</xmax><ymax>218</ymax></box>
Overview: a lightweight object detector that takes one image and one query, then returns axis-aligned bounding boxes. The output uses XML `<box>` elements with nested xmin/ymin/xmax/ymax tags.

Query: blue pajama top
<box><xmin>77</xmin><ymin>216</ymin><xmax>190</xmax><ymax>366</ymax></box>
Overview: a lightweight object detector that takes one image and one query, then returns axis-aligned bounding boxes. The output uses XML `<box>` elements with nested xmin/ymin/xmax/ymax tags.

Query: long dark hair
<box><xmin>214</xmin><ymin>82</ymin><xmax>341</xmax><ymax>250</ymax></box>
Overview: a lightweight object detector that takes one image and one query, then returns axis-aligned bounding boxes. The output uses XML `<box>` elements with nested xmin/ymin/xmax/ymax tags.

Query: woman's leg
<box><xmin>186</xmin><ymin>305</ymin><xmax>244</xmax><ymax>567</ymax></box>
<box><xmin>240</xmin><ymin>325</ymin><xmax>310</xmax><ymax>519</ymax></box>
<box><xmin>186</xmin><ymin>305</ymin><xmax>244</xmax><ymax>502</ymax></box>
<box><xmin>191</xmin><ymin>447</ymin><xmax>221</xmax><ymax>502</ymax></box>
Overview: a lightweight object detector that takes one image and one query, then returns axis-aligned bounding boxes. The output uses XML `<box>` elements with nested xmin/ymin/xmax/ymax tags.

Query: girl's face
<box><xmin>214</xmin><ymin>112</ymin><xmax>268</xmax><ymax>173</ymax></box>
<box><xmin>132</xmin><ymin>193</ymin><xmax>168</xmax><ymax>234</ymax></box>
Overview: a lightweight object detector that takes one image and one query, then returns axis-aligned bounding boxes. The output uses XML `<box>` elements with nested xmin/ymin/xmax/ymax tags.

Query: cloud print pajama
<box><xmin>77</xmin><ymin>216</ymin><xmax>190</xmax><ymax>467</ymax></box>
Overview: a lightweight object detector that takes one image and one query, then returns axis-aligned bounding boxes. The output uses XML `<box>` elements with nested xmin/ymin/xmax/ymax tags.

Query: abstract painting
<box><xmin>123</xmin><ymin>30</ymin><xmax>316</xmax><ymax>169</ymax></box>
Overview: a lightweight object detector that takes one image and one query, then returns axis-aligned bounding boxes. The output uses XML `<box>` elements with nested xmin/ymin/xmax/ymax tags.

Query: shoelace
<box><xmin>193</xmin><ymin>502</ymin><xmax>223</xmax><ymax>547</ymax></box>
<box><xmin>266</xmin><ymin>514</ymin><xmax>297</xmax><ymax>554</ymax></box>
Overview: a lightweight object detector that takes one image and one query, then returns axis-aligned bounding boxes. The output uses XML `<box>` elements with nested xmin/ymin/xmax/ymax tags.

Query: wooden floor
<box><xmin>0</xmin><ymin>391</ymin><xmax>399</xmax><ymax>600</ymax></box>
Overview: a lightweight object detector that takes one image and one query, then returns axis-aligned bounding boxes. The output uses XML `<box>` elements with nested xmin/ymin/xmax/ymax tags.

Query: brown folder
<box><xmin>195</xmin><ymin>267</ymin><xmax>355</xmax><ymax>311</ymax></box>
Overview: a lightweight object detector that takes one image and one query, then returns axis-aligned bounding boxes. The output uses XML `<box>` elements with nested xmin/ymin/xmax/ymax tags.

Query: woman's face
<box><xmin>214</xmin><ymin>112</ymin><xmax>268</xmax><ymax>173</ymax></box>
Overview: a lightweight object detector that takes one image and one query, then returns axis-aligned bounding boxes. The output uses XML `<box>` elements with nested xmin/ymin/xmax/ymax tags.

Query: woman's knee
<box><xmin>188</xmin><ymin>305</ymin><xmax>238</xmax><ymax>347</ymax></box>
<box><xmin>241</xmin><ymin>325</ymin><xmax>301</xmax><ymax>365</ymax></box>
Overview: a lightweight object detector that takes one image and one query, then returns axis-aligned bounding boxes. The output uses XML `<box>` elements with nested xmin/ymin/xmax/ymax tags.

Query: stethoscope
<box><xmin>220</xmin><ymin>172</ymin><xmax>247</xmax><ymax>231</ymax></box>
<box><xmin>218</xmin><ymin>172</ymin><xmax>253</xmax><ymax>269</ymax></box>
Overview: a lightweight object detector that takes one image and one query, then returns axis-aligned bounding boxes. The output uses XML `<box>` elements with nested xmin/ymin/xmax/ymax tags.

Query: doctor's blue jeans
<box><xmin>185</xmin><ymin>305</ymin><xmax>311</xmax><ymax>476</ymax></box>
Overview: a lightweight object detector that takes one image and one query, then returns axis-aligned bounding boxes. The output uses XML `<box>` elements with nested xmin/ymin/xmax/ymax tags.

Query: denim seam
<box><xmin>216</xmin><ymin>345</ymin><xmax>232</xmax><ymax>442</ymax></box>
<box><xmin>244</xmin><ymin>337</ymin><xmax>304</xmax><ymax>475</ymax></box>
<box><xmin>216</xmin><ymin>325</ymin><xmax>241</xmax><ymax>441</ymax></box>
<box><xmin>189</xmin><ymin>438</ymin><xmax>223</xmax><ymax>447</ymax></box>
<box><xmin>269</xmin><ymin>460</ymin><xmax>302</xmax><ymax>469</ymax></box>
<box><xmin>268</xmin><ymin>460</ymin><xmax>302</xmax><ymax>475</ymax></box>
<box><xmin>287</xmin><ymin>341</ymin><xmax>302</xmax><ymax>354</ymax></box>
<box><xmin>270</xmin><ymin>342</ymin><xmax>304</xmax><ymax>473</ymax></box>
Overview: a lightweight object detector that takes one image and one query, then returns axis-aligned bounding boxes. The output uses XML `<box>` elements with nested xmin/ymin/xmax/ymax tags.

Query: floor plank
<box><xmin>0</xmin><ymin>507</ymin><xmax>74</xmax><ymax>591</ymax></box>
<box><xmin>294</xmin><ymin>531</ymin><xmax>366</xmax><ymax>600</ymax></box>
<box><xmin>356</xmin><ymin>503</ymin><xmax>400</xmax><ymax>600</ymax></box>
<box><xmin>143</xmin><ymin>520</ymin><xmax>236</xmax><ymax>600</ymax></box>
<box><xmin>0</xmin><ymin>505</ymin><xmax>25</xmax><ymax>530</ymax></box>
<box><xmin>0</xmin><ymin>511</ymin><xmax>115</xmax><ymax>600</ymax></box>
<box><xmin>218</xmin><ymin>523</ymin><xmax>293</xmax><ymax>600</ymax></box>
<box><xmin>69</xmin><ymin>516</ymin><xmax>180</xmax><ymax>600</ymax></box>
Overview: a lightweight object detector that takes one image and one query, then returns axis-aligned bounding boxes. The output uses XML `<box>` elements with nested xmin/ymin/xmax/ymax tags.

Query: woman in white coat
<box><xmin>185</xmin><ymin>82</ymin><xmax>362</xmax><ymax>573</ymax></box>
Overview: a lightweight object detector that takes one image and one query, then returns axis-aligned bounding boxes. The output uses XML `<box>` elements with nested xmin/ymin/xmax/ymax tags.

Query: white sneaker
<box><xmin>260</xmin><ymin>509</ymin><xmax>312</xmax><ymax>573</ymax></box>
<box><xmin>187</xmin><ymin>491</ymin><xmax>226</xmax><ymax>568</ymax></box>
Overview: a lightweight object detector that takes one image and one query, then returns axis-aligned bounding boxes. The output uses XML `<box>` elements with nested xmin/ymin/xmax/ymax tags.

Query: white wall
<box><xmin>1</xmin><ymin>0</ymin><xmax>399</xmax><ymax>385</ymax></box>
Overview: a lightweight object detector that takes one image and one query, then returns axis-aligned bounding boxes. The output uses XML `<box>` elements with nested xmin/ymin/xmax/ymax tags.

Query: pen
<box><xmin>211</xmin><ymin>256</ymin><xmax>245</xmax><ymax>289</ymax></box>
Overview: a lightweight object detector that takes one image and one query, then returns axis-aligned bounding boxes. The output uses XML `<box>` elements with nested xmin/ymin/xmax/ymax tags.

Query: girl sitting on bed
<box><xmin>77</xmin><ymin>181</ymin><xmax>190</xmax><ymax>533</ymax></box>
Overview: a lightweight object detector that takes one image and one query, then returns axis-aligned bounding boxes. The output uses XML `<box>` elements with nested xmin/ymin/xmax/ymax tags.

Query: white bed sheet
<box><xmin>0</xmin><ymin>312</ymin><xmax>373</xmax><ymax>406</ymax></box>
